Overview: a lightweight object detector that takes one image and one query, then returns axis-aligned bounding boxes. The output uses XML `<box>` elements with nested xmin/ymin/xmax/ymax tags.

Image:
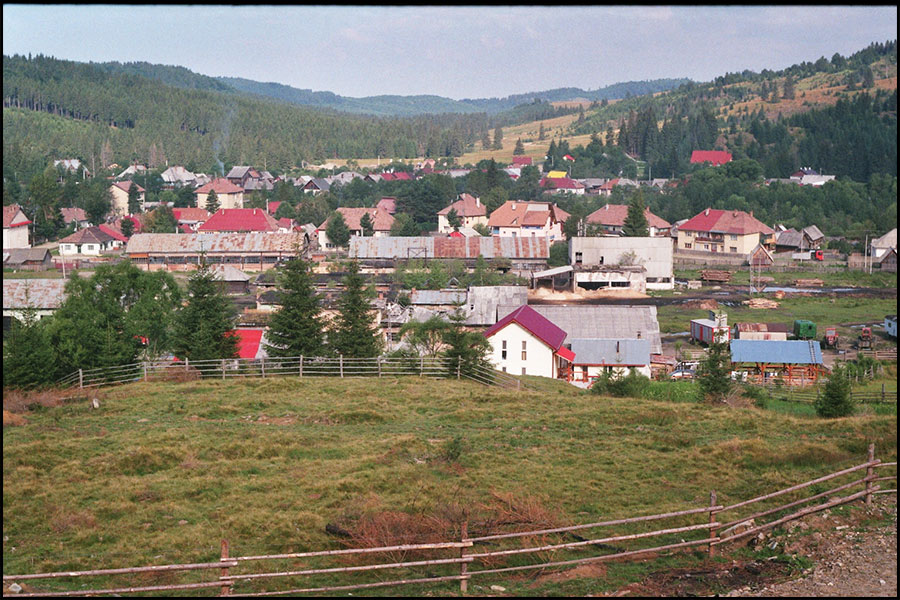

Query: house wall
<box><xmin>438</xmin><ymin>214</ymin><xmax>488</xmax><ymax>234</ymax></box>
<box><xmin>677</xmin><ymin>230</ymin><xmax>762</xmax><ymax>254</ymax></box>
<box><xmin>198</xmin><ymin>191</ymin><xmax>244</xmax><ymax>211</ymax></box>
<box><xmin>572</xmin><ymin>364</ymin><xmax>651</xmax><ymax>384</ymax></box>
<box><xmin>3</xmin><ymin>226</ymin><xmax>30</xmax><ymax>249</ymax></box>
<box><xmin>690</xmin><ymin>321</ymin><xmax>730</xmax><ymax>345</ymax></box>
<box><xmin>573</xmin><ymin>270</ymin><xmax>647</xmax><ymax>293</ymax></box>
<box><xmin>110</xmin><ymin>186</ymin><xmax>145</xmax><ymax>217</ymax></box>
<box><xmin>492</xmin><ymin>222</ymin><xmax>562</xmax><ymax>241</ymax></box>
<box><xmin>735</xmin><ymin>331</ymin><xmax>789</xmax><ymax>341</ymax></box>
<box><xmin>59</xmin><ymin>242</ymin><xmax>108</xmax><ymax>256</ymax></box>
<box><xmin>486</xmin><ymin>322</ymin><xmax>555</xmax><ymax>378</ymax></box>
<box><xmin>569</xmin><ymin>237</ymin><xmax>673</xmax><ymax>289</ymax></box>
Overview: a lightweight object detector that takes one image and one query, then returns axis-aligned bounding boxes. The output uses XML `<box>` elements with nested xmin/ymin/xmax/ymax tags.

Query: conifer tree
<box><xmin>120</xmin><ymin>217</ymin><xmax>134</xmax><ymax>238</ymax></box>
<box><xmin>328</xmin><ymin>260</ymin><xmax>382</xmax><ymax>358</ymax></box>
<box><xmin>442</xmin><ymin>304</ymin><xmax>491</xmax><ymax>378</ymax></box>
<box><xmin>513</xmin><ymin>138</ymin><xmax>525</xmax><ymax>155</ymax></box>
<box><xmin>360</xmin><ymin>212</ymin><xmax>374</xmax><ymax>237</ymax></box>
<box><xmin>696</xmin><ymin>341</ymin><xmax>732</xmax><ymax>402</ymax></box>
<box><xmin>127</xmin><ymin>182</ymin><xmax>142</xmax><ymax>214</ymax></box>
<box><xmin>492</xmin><ymin>126</ymin><xmax>504</xmax><ymax>150</ymax></box>
<box><xmin>171</xmin><ymin>258</ymin><xmax>239</xmax><ymax>362</ymax></box>
<box><xmin>205</xmin><ymin>189</ymin><xmax>220</xmax><ymax>213</ymax></box>
<box><xmin>814</xmin><ymin>365</ymin><xmax>855</xmax><ymax>418</ymax></box>
<box><xmin>326</xmin><ymin>210</ymin><xmax>351</xmax><ymax>247</ymax></box>
<box><xmin>622</xmin><ymin>191</ymin><xmax>650</xmax><ymax>237</ymax></box>
<box><xmin>265</xmin><ymin>254</ymin><xmax>325</xmax><ymax>358</ymax></box>
<box><xmin>447</xmin><ymin>207</ymin><xmax>462</xmax><ymax>230</ymax></box>
<box><xmin>538</xmin><ymin>122</ymin><xmax>546</xmax><ymax>141</ymax></box>
<box><xmin>3</xmin><ymin>305</ymin><xmax>56</xmax><ymax>388</ymax></box>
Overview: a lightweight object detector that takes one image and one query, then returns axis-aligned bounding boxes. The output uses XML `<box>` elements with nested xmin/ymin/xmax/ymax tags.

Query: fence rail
<box><xmin>752</xmin><ymin>384</ymin><xmax>897</xmax><ymax>405</ymax></box>
<box><xmin>5</xmin><ymin>447</ymin><xmax>894</xmax><ymax>597</ymax></box>
<box><xmin>54</xmin><ymin>355</ymin><xmax>526</xmax><ymax>391</ymax></box>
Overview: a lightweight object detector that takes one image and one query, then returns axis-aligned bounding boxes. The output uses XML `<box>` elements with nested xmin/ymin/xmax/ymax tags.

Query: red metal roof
<box><xmin>680</xmin><ymin>208</ymin><xmax>774</xmax><ymax>236</ymax></box>
<box><xmin>172</xmin><ymin>208</ymin><xmax>211</xmax><ymax>223</ymax></box>
<box><xmin>586</xmin><ymin>204</ymin><xmax>671</xmax><ymax>229</ymax></box>
<box><xmin>198</xmin><ymin>208</ymin><xmax>280</xmax><ymax>232</ymax></box>
<box><xmin>228</xmin><ymin>329</ymin><xmax>263</xmax><ymax>359</ymax></box>
<box><xmin>483</xmin><ymin>305</ymin><xmax>567</xmax><ymax>352</ymax></box>
<box><xmin>3</xmin><ymin>204</ymin><xmax>31</xmax><ymax>228</ymax></box>
<box><xmin>98</xmin><ymin>224</ymin><xmax>128</xmax><ymax>243</ymax></box>
<box><xmin>512</xmin><ymin>156</ymin><xmax>533</xmax><ymax>166</ymax></box>
<box><xmin>557</xmin><ymin>346</ymin><xmax>575</xmax><ymax>362</ymax></box>
<box><xmin>195</xmin><ymin>178</ymin><xmax>244</xmax><ymax>195</ymax></box>
<box><xmin>690</xmin><ymin>150</ymin><xmax>732</xmax><ymax>166</ymax></box>
<box><xmin>266</xmin><ymin>201</ymin><xmax>281</xmax><ymax>215</ymax></box>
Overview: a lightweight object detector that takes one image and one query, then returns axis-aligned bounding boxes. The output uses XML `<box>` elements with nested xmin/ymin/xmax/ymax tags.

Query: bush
<box><xmin>814</xmin><ymin>366</ymin><xmax>855</xmax><ymax>418</ymax></box>
<box><xmin>740</xmin><ymin>385</ymin><xmax>771</xmax><ymax>409</ymax></box>
<box><xmin>591</xmin><ymin>369</ymin><xmax>651</xmax><ymax>398</ymax></box>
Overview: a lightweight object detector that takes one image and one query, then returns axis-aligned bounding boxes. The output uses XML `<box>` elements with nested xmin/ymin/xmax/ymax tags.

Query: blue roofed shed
<box><xmin>730</xmin><ymin>339</ymin><xmax>827</xmax><ymax>386</ymax></box>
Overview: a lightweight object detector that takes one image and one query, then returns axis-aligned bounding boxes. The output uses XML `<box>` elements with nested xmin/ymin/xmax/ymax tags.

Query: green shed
<box><xmin>793</xmin><ymin>319</ymin><xmax>817</xmax><ymax>339</ymax></box>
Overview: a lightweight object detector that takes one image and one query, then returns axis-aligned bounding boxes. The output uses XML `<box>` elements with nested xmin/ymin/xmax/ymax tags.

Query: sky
<box><xmin>3</xmin><ymin>5</ymin><xmax>897</xmax><ymax>100</ymax></box>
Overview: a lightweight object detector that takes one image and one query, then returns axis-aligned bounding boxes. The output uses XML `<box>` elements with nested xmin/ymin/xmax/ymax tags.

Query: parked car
<box><xmin>670</xmin><ymin>369</ymin><xmax>696</xmax><ymax>380</ymax></box>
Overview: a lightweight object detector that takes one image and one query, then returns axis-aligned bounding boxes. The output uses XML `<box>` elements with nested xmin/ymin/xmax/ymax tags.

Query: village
<box><xmin>4</xmin><ymin>151</ymin><xmax>897</xmax><ymax>391</ymax></box>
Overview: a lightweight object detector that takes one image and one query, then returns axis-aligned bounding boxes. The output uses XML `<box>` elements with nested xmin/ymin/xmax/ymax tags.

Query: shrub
<box><xmin>814</xmin><ymin>366</ymin><xmax>855</xmax><ymax>418</ymax></box>
<box><xmin>591</xmin><ymin>369</ymin><xmax>651</xmax><ymax>398</ymax></box>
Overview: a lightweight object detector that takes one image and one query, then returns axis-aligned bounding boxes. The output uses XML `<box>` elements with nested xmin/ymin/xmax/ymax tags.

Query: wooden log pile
<box><xmin>795</xmin><ymin>278</ymin><xmax>824</xmax><ymax>287</ymax></box>
<box><xmin>701</xmin><ymin>270</ymin><xmax>732</xmax><ymax>283</ymax></box>
<box><xmin>743</xmin><ymin>298</ymin><xmax>780</xmax><ymax>309</ymax></box>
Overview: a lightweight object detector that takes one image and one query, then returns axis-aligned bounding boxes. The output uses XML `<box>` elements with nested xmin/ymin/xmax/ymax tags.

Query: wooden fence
<box><xmin>756</xmin><ymin>383</ymin><xmax>897</xmax><ymax>405</ymax></box>
<box><xmin>55</xmin><ymin>355</ymin><xmax>527</xmax><ymax>392</ymax></box>
<box><xmin>4</xmin><ymin>447</ymin><xmax>895</xmax><ymax>597</ymax></box>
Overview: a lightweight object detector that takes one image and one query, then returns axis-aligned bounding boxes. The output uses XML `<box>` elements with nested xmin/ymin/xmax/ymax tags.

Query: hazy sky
<box><xmin>3</xmin><ymin>5</ymin><xmax>897</xmax><ymax>99</ymax></box>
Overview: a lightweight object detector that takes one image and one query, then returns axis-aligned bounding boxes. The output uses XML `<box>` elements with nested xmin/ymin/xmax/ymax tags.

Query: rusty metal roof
<box><xmin>125</xmin><ymin>232</ymin><xmax>305</xmax><ymax>254</ymax></box>
<box><xmin>734</xmin><ymin>322</ymin><xmax>790</xmax><ymax>333</ymax></box>
<box><xmin>350</xmin><ymin>236</ymin><xmax>548</xmax><ymax>260</ymax></box>
<box><xmin>3</xmin><ymin>278</ymin><xmax>68</xmax><ymax>310</ymax></box>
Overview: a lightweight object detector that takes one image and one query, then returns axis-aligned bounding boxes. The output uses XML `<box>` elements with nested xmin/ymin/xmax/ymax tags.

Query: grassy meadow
<box><xmin>3</xmin><ymin>375</ymin><xmax>896</xmax><ymax>596</ymax></box>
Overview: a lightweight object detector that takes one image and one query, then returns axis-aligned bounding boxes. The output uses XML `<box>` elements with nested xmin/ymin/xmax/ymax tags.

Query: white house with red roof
<box><xmin>437</xmin><ymin>193</ymin><xmax>488</xmax><ymax>233</ymax></box>
<box><xmin>540</xmin><ymin>176</ymin><xmax>585</xmax><ymax>195</ymax></box>
<box><xmin>586</xmin><ymin>204</ymin><xmax>671</xmax><ymax>237</ymax></box>
<box><xmin>690</xmin><ymin>150</ymin><xmax>732</xmax><ymax>167</ymax></box>
<box><xmin>487</xmin><ymin>201</ymin><xmax>567</xmax><ymax>240</ymax></box>
<box><xmin>109</xmin><ymin>180</ymin><xmax>146</xmax><ymax>217</ymax></box>
<box><xmin>3</xmin><ymin>204</ymin><xmax>32</xmax><ymax>249</ymax></box>
<box><xmin>58</xmin><ymin>226</ymin><xmax>118</xmax><ymax>256</ymax></box>
<box><xmin>483</xmin><ymin>305</ymin><xmax>574</xmax><ymax>378</ymax></box>
<box><xmin>198</xmin><ymin>208</ymin><xmax>280</xmax><ymax>233</ymax></box>
<box><xmin>317</xmin><ymin>207</ymin><xmax>396</xmax><ymax>249</ymax></box>
<box><xmin>677</xmin><ymin>208</ymin><xmax>775</xmax><ymax>255</ymax></box>
<box><xmin>195</xmin><ymin>178</ymin><xmax>245</xmax><ymax>211</ymax></box>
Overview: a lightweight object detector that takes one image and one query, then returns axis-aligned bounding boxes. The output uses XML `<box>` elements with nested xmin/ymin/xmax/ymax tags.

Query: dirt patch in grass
<box><xmin>2</xmin><ymin>388</ymin><xmax>89</xmax><ymax>413</ymax></box>
<box><xmin>50</xmin><ymin>507</ymin><xmax>98</xmax><ymax>533</ymax></box>
<box><xmin>616</xmin><ymin>560</ymin><xmax>792</xmax><ymax>596</ymax></box>
<box><xmin>531</xmin><ymin>562</ymin><xmax>608</xmax><ymax>586</ymax></box>
<box><xmin>3</xmin><ymin>410</ymin><xmax>28</xmax><ymax>427</ymax></box>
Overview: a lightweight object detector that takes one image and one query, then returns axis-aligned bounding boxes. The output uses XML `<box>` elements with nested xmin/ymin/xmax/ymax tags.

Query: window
<box><xmin>502</xmin><ymin>366</ymin><xmax>507</xmax><ymax>373</ymax></box>
<box><xmin>522</xmin><ymin>341</ymin><xmax>527</xmax><ymax>350</ymax></box>
<box><xmin>521</xmin><ymin>367</ymin><xmax>526</xmax><ymax>375</ymax></box>
<box><xmin>521</xmin><ymin>350</ymin><xmax>527</xmax><ymax>360</ymax></box>
<box><xmin>730</xmin><ymin>247</ymin><xmax>738</xmax><ymax>253</ymax></box>
<box><xmin>501</xmin><ymin>340</ymin><xmax>507</xmax><ymax>360</ymax></box>
<box><xmin>704</xmin><ymin>244</ymin><xmax>709</xmax><ymax>250</ymax></box>
<box><xmin>684</xmin><ymin>243</ymin><xmax>692</xmax><ymax>249</ymax></box>
<box><xmin>686</xmin><ymin>231</ymin><xmax>693</xmax><ymax>237</ymax></box>
<box><xmin>575</xmin><ymin>252</ymin><xmax>583</xmax><ymax>264</ymax></box>
<box><xmin>730</xmin><ymin>234</ymin><xmax>738</xmax><ymax>241</ymax></box>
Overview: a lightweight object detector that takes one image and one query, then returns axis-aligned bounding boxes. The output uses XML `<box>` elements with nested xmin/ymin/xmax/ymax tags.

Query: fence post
<box><xmin>378</xmin><ymin>357</ymin><xmax>382</xmax><ymax>378</ymax></box>
<box><xmin>882</xmin><ymin>383</ymin><xmax>885</xmax><ymax>403</ymax></box>
<box><xmin>866</xmin><ymin>443</ymin><xmax>875</xmax><ymax>507</ymax></box>
<box><xmin>261</xmin><ymin>357</ymin><xmax>266</xmax><ymax>378</ymax></box>
<box><xmin>457</xmin><ymin>356</ymin><xmax>461</xmax><ymax>380</ymax></box>
<box><xmin>185</xmin><ymin>357</ymin><xmax>189</xmax><ymax>372</ymax></box>
<box><xmin>222</xmin><ymin>359</ymin><xmax>226</xmax><ymax>380</ymax></box>
<box><xmin>459</xmin><ymin>520</ymin><xmax>469</xmax><ymax>594</ymax></box>
<box><xmin>79</xmin><ymin>368</ymin><xmax>83</xmax><ymax>389</ymax></box>
<box><xmin>143</xmin><ymin>362</ymin><xmax>148</xmax><ymax>382</ymax></box>
<box><xmin>420</xmin><ymin>356</ymin><xmax>424</xmax><ymax>377</ymax></box>
<box><xmin>299</xmin><ymin>355</ymin><xmax>303</xmax><ymax>378</ymax></box>
<box><xmin>220</xmin><ymin>538</ymin><xmax>231</xmax><ymax>596</ymax></box>
<box><xmin>708</xmin><ymin>490</ymin><xmax>718</xmax><ymax>558</ymax></box>
<box><xmin>340</xmin><ymin>354</ymin><xmax>344</xmax><ymax>378</ymax></box>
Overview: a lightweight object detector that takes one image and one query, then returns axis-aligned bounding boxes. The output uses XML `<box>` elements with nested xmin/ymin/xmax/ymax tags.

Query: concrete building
<box><xmin>569</xmin><ymin>236</ymin><xmax>674</xmax><ymax>290</ymax></box>
<box><xmin>125</xmin><ymin>232</ymin><xmax>304</xmax><ymax>271</ymax></box>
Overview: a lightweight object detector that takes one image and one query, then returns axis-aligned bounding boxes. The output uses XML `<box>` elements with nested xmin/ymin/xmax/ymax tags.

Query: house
<box><xmin>885</xmin><ymin>315</ymin><xmax>897</xmax><ymax>339</ymax></box>
<box><xmin>210</xmin><ymin>265</ymin><xmax>251</xmax><ymax>295</ymax></box>
<box><xmin>569</xmin><ymin>237</ymin><xmax>674</xmax><ymax>290</ymax></box>
<box><xmin>774</xmin><ymin>228</ymin><xmax>804</xmax><ymax>253</ymax></box>
<box><xmin>3</xmin><ymin>247</ymin><xmax>52</xmax><ymax>271</ymax></box>
<box><xmin>546</xmin><ymin>170</ymin><xmax>569</xmax><ymax>179</ymax></box>
<box><xmin>677</xmin><ymin>208</ymin><xmax>775</xmax><ymax>254</ymax></box>
<box><xmin>801</xmin><ymin>226</ymin><xmax>825</xmax><ymax>249</ymax></box>
<box><xmin>3</xmin><ymin>278</ymin><xmax>67</xmax><ymax>330</ymax></box>
<box><xmin>595</xmin><ymin>178</ymin><xmax>639</xmax><ymax>197</ymax></box>
<box><xmin>58</xmin><ymin>226</ymin><xmax>118</xmax><ymax>256</ymax></box>
<box><xmin>568</xmin><ymin>338</ymin><xmax>652</xmax><ymax>384</ymax></box>
<box><xmin>172</xmin><ymin>208</ymin><xmax>211</xmax><ymax>232</ymax></box>
<box><xmin>376</xmin><ymin>197</ymin><xmax>398</xmax><ymax>215</ymax></box>
<box><xmin>690</xmin><ymin>150</ymin><xmax>732</xmax><ymax>167</ymax></box>
<box><xmin>585</xmin><ymin>204</ymin><xmax>671</xmax><ymax>237</ymax></box>
<box><xmin>690</xmin><ymin>310</ymin><xmax>730</xmax><ymax>345</ymax></box>
<box><xmin>437</xmin><ymin>193</ymin><xmax>488</xmax><ymax>233</ymax></box>
<box><xmin>487</xmin><ymin>201</ymin><xmax>566</xmax><ymax>240</ymax></box>
<box><xmin>349</xmin><ymin>236</ymin><xmax>549</xmax><ymax>271</ymax></box>
<box><xmin>53</xmin><ymin>159</ymin><xmax>90</xmax><ymax>179</ymax></box>
<box><xmin>3</xmin><ymin>204</ymin><xmax>31</xmax><ymax>249</ymax></box>
<box><xmin>789</xmin><ymin>168</ymin><xmax>836</xmax><ymax>187</ymax></box>
<box><xmin>317</xmin><ymin>207</ymin><xmax>395</xmax><ymax>249</ymax></box>
<box><xmin>97</xmin><ymin>224</ymin><xmax>129</xmax><ymax>248</ymax></box>
<box><xmin>225</xmin><ymin>166</ymin><xmax>274</xmax><ymax>190</ymax></box>
<box><xmin>60</xmin><ymin>207</ymin><xmax>91</xmax><ymax>230</ymax></box>
<box><xmin>198</xmin><ymin>208</ymin><xmax>281</xmax><ymax>233</ymax></box>
<box><xmin>116</xmin><ymin>164</ymin><xmax>148</xmax><ymax>179</ymax></box>
<box><xmin>125</xmin><ymin>232</ymin><xmax>304</xmax><ymax>271</ymax></box>
<box><xmin>483</xmin><ymin>305</ymin><xmax>574</xmax><ymax>378</ymax></box>
<box><xmin>540</xmin><ymin>177</ymin><xmax>585</xmax><ymax>195</ymax></box>
<box><xmin>871</xmin><ymin>228</ymin><xmax>897</xmax><ymax>260</ymax></box>
<box><xmin>732</xmin><ymin>322</ymin><xmax>790</xmax><ymax>341</ymax></box>
<box><xmin>302</xmin><ymin>178</ymin><xmax>331</xmax><ymax>194</ymax></box>
<box><xmin>878</xmin><ymin>248</ymin><xmax>897</xmax><ymax>272</ymax></box>
<box><xmin>109</xmin><ymin>181</ymin><xmax>146</xmax><ymax>217</ymax></box>
<box><xmin>195</xmin><ymin>178</ymin><xmax>245</xmax><ymax>211</ymax></box>
<box><xmin>730</xmin><ymin>340</ymin><xmax>827</xmax><ymax>386</ymax></box>
<box><xmin>511</xmin><ymin>156</ymin><xmax>533</xmax><ymax>167</ymax></box>
<box><xmin>329</xmin><ymin>171</ymin><xmax>364</xmax><ymax>186</ymax></box>
<box><xmin>161</xmin><ymin>165</ymin><xmax>199</xmax><ymax>188</ymax></box>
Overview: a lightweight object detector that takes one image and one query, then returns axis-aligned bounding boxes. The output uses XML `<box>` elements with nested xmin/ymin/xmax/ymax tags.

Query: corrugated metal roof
<box><xmin>465</xmin><ymin>286</ymin><xmax>528</xmax><ymax>326</ymax></box>
<box><xmin>735</xmin><ymin>323</ymin><xmax>790</xmax><ymax>333</ymax></box>
<box><xmin>511</xmin><ymin>305</ymin><xmax>662</xmax><ymax>354</ymax></box>
<box><xmin>3</xmin><ymin>278</ymin><xmax>68</xmax><ymax>310</ymax></box>
<box><xmin>533</xmin><ymin>265</ymin><xmax>573</xmax><ymax>278</ymax></box>
<box><xmin>409</xmin><ymin>289</ymin><xmax>466</xmax><ymax>305</ymax></box>
<box><xmin>126</xmin><ymin>232</ymin><xmax>304</xmax><ymax>254</ymax></box>
<box><xmin>349</xmin><ymin>236</ymin><xmax>548</xmax><ymax>259</ymax></box>
<box><xmin>730</xmin><ymin>340</ymin><xmax>823</xmax><ymax>365</ymax></box>
<box><xmin>569</xmin><ymin>338</ymin><xmax>651</xmax><ymax>366</ymax></box>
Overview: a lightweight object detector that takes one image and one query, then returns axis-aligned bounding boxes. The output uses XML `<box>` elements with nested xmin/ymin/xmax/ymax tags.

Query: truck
<box><xmin>857</xmin><ymin>326</ymin><xmax>874</xmax><ymax>350</ymax></box>
<box><xmin>823</xmin><ymin>327</ymin><xmax>839</xmax><ymax>349</ymax></box>
<box><xmin>791</xmin><ymin>250</ymin><xmax>824</xmax><ymax>261</ymax></box>
<box><xmin>793</xmin><ymin>319</ymin><xmax>817</xmax><ymax>340</ymax></box>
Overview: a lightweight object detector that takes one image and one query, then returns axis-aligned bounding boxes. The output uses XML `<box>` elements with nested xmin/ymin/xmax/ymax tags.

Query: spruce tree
<box><xmin>206</xmin><ymin>189</ymin><xmax>220</xmax><ymax>213</ymax></box>
<box><xmin>622</xmin><ymin>191</ymin><xmax>650</xmax><ymax>237</ymax></box>
<box><xmin>360</xmin><ymin>212</ymin><xmax>374</xmax><ymax>237</ymax></box>
<box><xmin>481</xmin><ymin>129</ymin><xmax>492</xmax><ymax>150</ymax></box>
<box><xmin>492</xmin><ymin>126</ymin><xmax>504</xmax><ymax>150</ymax></box>
<box><xmin>696</xmin><ymin>341</ymin><xmax>732</xmax><ymax>402</ymax></box>
<box><xmin>328</xmin><ymin>260</ymin><xmax>382</xmax><ymax>358</ymax></box>
<box><xmin>538</xmin><ymin>122</ymin><xmax>546</xmax><ymax>141</ymax></box>
<box><xmin>326</xmin><ymin>211</ymin><xmax>351</xmax><ymax>247</ymax></box>
<box><xmin>513</xmin><ymin>138</ymin><xmax>525</xmax><ymax>155</ymax></box>
<box><xmin>127</xmin><ymin>182</ymin><xmax>142</xmax><ymax>214</ymax></box>
<box><xmin>120</xmin><ymin>218</ymin><xmax>134</xmax><ymax>238</ymax></box>
<box><xmin>171</xmin><ymin>258</ymin><xmax>239</xmax><ymax>362</ymax></box>
<box><xmin>265</xmin><ymin>254</ymin><xmax>325</xmax><ymax>358</ymax></box>
<box><xmin>814</xmin><ymin>365</ymin><xmax>855</xmax><ymax>418</ymax></box>
<box><xmin>3</xmin><ymin>305</ymin><xmax>56</xmax><ymax>388</ymax></box>
<box><xmin>447</xmin><ymin>207</ymin><xmax>462</xmax><ymax>230</ymax></box>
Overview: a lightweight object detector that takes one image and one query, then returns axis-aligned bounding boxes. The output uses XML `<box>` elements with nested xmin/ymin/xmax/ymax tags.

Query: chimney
<box><xmin>511</xmin><ymin>203</ymin><xmax>516</xmax><ymax>210</ymax></box>
<box><xmin>705</xmin><ymin>208</ymin><xmax>710</xmax><ymax>216</ymax></box>
<box><xmin>476</xmin><ymin>196</ymin><xmax>480</xmax><ymax>207</ymax></box>
<box><xmin>750</xmin><ymin>210</ymin><xmax>754</xmax><ymax>218</ymax></box>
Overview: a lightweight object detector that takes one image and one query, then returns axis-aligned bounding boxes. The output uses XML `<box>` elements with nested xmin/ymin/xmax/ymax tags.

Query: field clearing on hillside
<box><xmin>3</xmin><ymin>375</ymin><xmax>896</xmax><ymax>595</ymax></box>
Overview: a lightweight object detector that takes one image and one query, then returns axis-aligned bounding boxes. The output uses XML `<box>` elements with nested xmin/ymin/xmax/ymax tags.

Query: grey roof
<box><xmin>307</xmin><ymin>178</ymin><xmax>331</xmax><ymax>191</ymax></box>
<box><xmin>226</xmin><ymin>166</ymin><xmax>252</xmax><ymax>179</ymax></box>
<box><xmin>409</xmin><ymin>289</ymin><xmax>467</xmax><ymax>305</ymax></box>
<box><xmin>3</xmin><ymin>278</ymin><xmax>68</xmax><ymax>310</ymax></box>
<box><xmin>533</xmin><ymin>265</ymin><xmax>573</xmax><ymax>278</ymax></box>
<box><xmin>872</xmin><ymin>228</ymin><xmax>897</xmax><ymax>250</ymax></box>
<box><xmin>465</xmin><ymin>286</ymin><xmax>529</xmax><ymax>326</ymax></box>
<box><xmin>502</xmin><ymin>305</ymin><xmax>662</xmax><ymax>354</ymax></box>
<box><xmin>730</xmin><ymin>340</ymin><xmax>824</xmax><ymax>365</ymax></box>
<box><xmin>801</xmin><ymin>225</ymin><xmax>824</xmax><ymax>241</ymax></box>
<box><xmin>3</xmin><ymin>247</ymin><xmax>51</xmax><ymax>265</ymax></box>
<box><xmin>125</xmin><ymin>232</ymin><xmax>305</xmax><ymax>254</ymax></box>
<box><xmin>211</xmin><ymin>265</ymin><xmax>251</xmax><ymax>282</ymax></box>
<box><xmin>568</xmin><ymin>338</ymin><xmax>651</xmax><ymax>366</ymax></box>
<box><xmin>775</xmin><ymin>228</ymin><xmax>803</xmax><ymax>248</ymax></box>
<box><xmin>349</xmin><ymin>236</ymin><xmax>549</xmax><ymax>260</ymax></box>
<box><xmin>243</xmin><ymin>179</ymin><xmax>275</xmax><ymax>191</ymax></box>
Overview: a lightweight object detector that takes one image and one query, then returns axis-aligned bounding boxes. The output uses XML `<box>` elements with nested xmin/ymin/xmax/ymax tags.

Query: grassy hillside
<box><xmin>3</xmin><ymin>376</ymin><xmax>895</xmax><ymax>595</ymax></box>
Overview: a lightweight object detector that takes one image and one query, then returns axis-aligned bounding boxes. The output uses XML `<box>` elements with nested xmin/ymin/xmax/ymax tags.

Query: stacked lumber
<box><xmin>795</xmin><ymin>278</ymin><xmax>824</xmax><ymax>287</ymax></box>
<box><xmin>701</xmin><ymin>270</ymin><xmax>732</xmax><ymax>283</ymax></box>
<box><xmin>756</xmin><ymin>276</ymin><xmax>775</xmax><ymax>284</ymax></box>
<box><xmin>743</xmin><ymin>298</ymin><xmax>780</xmax><ymax>309</ymax></box>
